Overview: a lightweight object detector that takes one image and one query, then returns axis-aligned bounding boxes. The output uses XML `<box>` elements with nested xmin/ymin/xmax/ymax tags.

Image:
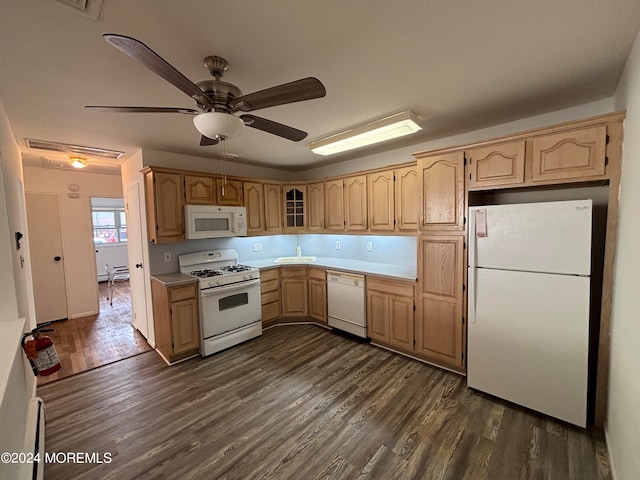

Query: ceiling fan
<box><xmin>86</xmin><ymin>34</ymin><xmax>326</xmax><ymax>146</ymax></box>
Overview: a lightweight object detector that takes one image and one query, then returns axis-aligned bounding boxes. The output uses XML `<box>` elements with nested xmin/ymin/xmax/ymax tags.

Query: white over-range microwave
<box><xmin>184</xmin><ymin>205</ymin><xmax>247</xmax><ymax>239</ymax></box>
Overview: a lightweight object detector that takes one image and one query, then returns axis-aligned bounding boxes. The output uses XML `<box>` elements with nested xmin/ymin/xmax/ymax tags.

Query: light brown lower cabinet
<box><xmin>260</xmin><ymin>268</ymin><xmax>280</xmax><ymax>327</ymax></box>
<box><xmin>151</xmin><ymin>279</ymin><xmax>200</xmax><ymax>364</ymax></box>
<box><xmin>280</xmin><ymin>266</ymin><xmax>308</xmax><ymax>317</ymax></box>
<box><xmin>308</xmin><ymin>267</ymin><xmax>327</xmax><ymax>324</ymax></box>
<box><xmin>366</xmin><ymin>276</ymin><xmax>414</xmax><ymax>351</ymax></box>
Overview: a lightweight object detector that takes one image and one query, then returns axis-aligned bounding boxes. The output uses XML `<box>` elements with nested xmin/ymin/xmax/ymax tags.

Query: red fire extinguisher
<box><xmin>22</xmin><ymin>323</ymin><xmax>62</xmax><ymax>376</ymax></box>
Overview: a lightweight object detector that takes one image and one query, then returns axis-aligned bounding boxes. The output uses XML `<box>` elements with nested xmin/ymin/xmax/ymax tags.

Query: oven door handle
<box><xmin>200</xmin><ymin>278</ymin><xmax>261</xmax><ymax>296</ymax></box>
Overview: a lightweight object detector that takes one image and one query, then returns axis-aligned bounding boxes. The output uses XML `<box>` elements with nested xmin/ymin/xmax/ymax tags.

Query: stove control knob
<box><xmin>216</xmin><ymin>279</ymin><xmax>223</xmax><ymax>285</ymax></box>
<box><xmin>208</xmin><ymin>280</ymin><xmax>215</xmax><ymax>287</ymax></box>
<box><xmin>243</xmin><ymin>273</ymin><xmax>250</xmax><ymax>280</ymax></box>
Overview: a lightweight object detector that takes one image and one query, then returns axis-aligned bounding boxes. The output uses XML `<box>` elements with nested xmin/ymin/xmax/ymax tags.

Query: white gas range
<box><xmin>178</xmin><ymin>249</ymin><xmax>261</xmax><ymax>356</ymax></box>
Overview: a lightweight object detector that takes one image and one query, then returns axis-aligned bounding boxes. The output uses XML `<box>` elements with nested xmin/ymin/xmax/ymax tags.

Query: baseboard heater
<box><xmin>24</xmin><ymin>397</ymin><xmax>45</xmax><ymax>480</ymax></box>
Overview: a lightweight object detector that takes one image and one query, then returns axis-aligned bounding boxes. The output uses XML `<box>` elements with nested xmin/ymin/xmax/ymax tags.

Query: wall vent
<box><xmin>52</xmin><ymin>0</ymin><xmax>104</xmax><ymax>20</ymax></box>
<box><xmin>25</xmin><ymin>139</ymin><xmax>124</xmax><ymax>160</ymax></box>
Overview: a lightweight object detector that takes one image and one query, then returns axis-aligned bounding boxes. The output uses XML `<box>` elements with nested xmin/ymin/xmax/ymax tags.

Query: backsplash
<box><xmin>149</xmin><ymin>234</ymin><xmax>416</xmax><ymax>275</ymax></box>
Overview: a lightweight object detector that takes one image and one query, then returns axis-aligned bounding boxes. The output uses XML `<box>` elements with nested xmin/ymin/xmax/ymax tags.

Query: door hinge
<box><xmin>413</xmin><ymin>304</ymin><xmax>416</xmax><ymax>311</ymax></box>
<box><xmin>462</xmin><ymin>316</ymin><xmax>465</xmax><ymax>324</ymax></box>
<box><xmin>462</xmin><ymin>284</ymin><xmax>465</xmax><ymax>292</ymax></box>
<box><xmin>463</xmin><ymin>216</ymin><xmax>467</xmax><ymax>225</ymax></box>
<box><xmin>413</xmin><ymin>338</ymin><xmax>416</xmax><ymax>346</ymax></box>
<box><xmin>463</xmin><ymin>240</ymin><xmax>466</xmax><ymax>249</ymax></box>
<box><xmin>606</xmin><ymin>134</ymin><xmax>610</xmax><ymax>144</ymax></box>
<box><xmin>462</xmin><ymin>352</ymin><xmax>465</xmax><ymax>360</ymax></box>
<box><xmin>169</xmin><ymin>308</ymin><xmax>172</xmax><ymax>316</ymax></box>
<box><xmin>464</xmin><ymin>156</ymin><xmax>468</xmax><ymax>166</ymax></box>
<box><xmin>394</xmin><ymin>219</ymin><xmax>397</xmax><ymax>225</ymax></box>
<box><xmin>605</xmin><ymin>156</ymin><xmax>609</xmax><ymax>166</ymax></box>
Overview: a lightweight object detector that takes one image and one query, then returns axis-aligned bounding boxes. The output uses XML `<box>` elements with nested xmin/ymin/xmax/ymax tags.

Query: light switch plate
<box><xmin>366</xmin><ymin>242</ymin><xmax>373</xmax><ymax>252</ymax></box>
<box><xmin>164</xmin><ymin>252</ymin><xmax>171</xmax><ymax>262</ymax></box>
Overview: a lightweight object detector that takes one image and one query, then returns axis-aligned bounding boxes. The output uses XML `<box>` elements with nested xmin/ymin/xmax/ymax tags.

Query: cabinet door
<box><xmin>309</xmin><ymin>279</ymin><xmax>327</xmax><ymax>323</ymax></box>
<box><xmin>171</xmin><ymin>298</ymin><xmax>199</xmax><ymax>355</ymax></box>
<box><xmin>416</xmin><ymin>234</ymin><xmax>464</xmax><ymax>369</ymax></box>
<box><xmin>368</xmin><ymin>170</ymin><xmax>394</xmax><ymax>231</ymax></box>
<box><xmin>395</xmin><ymin>166</ymin><xmax>418</xmax><ymax>231</ymax></box>
<box><xmin>263</xmin><ymin>183</ymin><xmax>282</xmax><ymax>233</ymax></box>
<box><xmin>215</xmin><ymin>179</ymin><xmax>244</xmax><ymax>206</ymax></box>
<box><xmin>283</xmin><ymin>185</ymin><xmax>307</xmax><ymax>231</ymax></box>
<box><xmin>389</xmin><ymin>295</ymin><xmax>414</xmax><ymax>351</ymax></box>
<box><xmin>307</xmin><ymin>182</ymin><xmax>325</xmax><ymax>231</ymax></box>
<box><xmin>281</xmin><ymin>278</ymin><xmax>308</xmax><ymax>317</ymax></box>
<box><xmin>185</xmin><ymin>175</ymin><xmax>215</xmax><ymax>204</ymax></box>
<box><xmin>153</xmin><ymin>172</ymin><xmax>184</xmax><ymax>239</ymax></box>
<box><xmin>244</xmin><ymin>182</ymin><xmax>264</xmax><ymax>233</ymax></box>
<box><xmin>415</xmin><ymin>297</ymin><xmax>462</xmax><ymax>367</ymax></box>
<box><xmin>418</xmin><ymin>235</ymin><xmax>464</xmax><ymax>303</ymax></box>
<box><xmin>417</xmin><ymin>152</ymin><xmax>464</xmax><ymax>231</ymax></box>
<box><xmin>367</xmin><ymin>290</ymin><xmax>390</xmax><ymax>343</ymax></box>
<box><xmin>344</xmin><ymin>175</ymin><xmax>367</xmax><ymax>231</ymax></box>
<box><xmin>324</xmin><ymin>179</ymin><xmax>344</xmax><ymax>231</ymax></box>
<box><xmin>467</xmin><ymin>140</ymin><xmax>525</xmax><ymax>188</ymax></box>
<box><xmin>531</xmin><ymin>125</ymin><xmax>607</xmax><ymax>182</ymax></box>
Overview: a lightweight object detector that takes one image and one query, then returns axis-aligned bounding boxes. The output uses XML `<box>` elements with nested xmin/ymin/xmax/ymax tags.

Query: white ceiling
<box><xmin>1</xmin><ymin>0</ymin><xmax>640</xmax><ymax>173</ymax></box>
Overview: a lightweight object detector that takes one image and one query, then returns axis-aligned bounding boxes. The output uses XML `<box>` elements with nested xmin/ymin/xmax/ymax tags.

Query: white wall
<box><xmin>0</xmin><ymin>100</ymin><xmax>37</xmax><ymax>479</ymax></box>
<box><xmin>23</xmin><ymin>167</ymin><xmax>123</xmax><ymax>318</ymax></box>
<box><xmin>299</xmin><ymin>98</ymin><xmax>616</xmax><ymax>180</ymax></box>
<box><xmin>140</xmin><ymin>148</ymin><xmax>297</xmax><ymax>181</ymax></box>
<box><xmin>607</xmin><ymin>27</ymin><xmax>640</xmax><ymax>480</ymax></box>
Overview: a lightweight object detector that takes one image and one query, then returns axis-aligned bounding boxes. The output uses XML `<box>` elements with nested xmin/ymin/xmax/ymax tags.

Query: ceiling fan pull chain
<box><xmin>221</xmin><ymin>138</ymin><xmax>228</xmax><ymax>194</ymax></box>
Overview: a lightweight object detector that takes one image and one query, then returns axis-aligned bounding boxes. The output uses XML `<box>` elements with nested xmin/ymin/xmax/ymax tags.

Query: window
<box><xmin>91</xmin><ymin>198</ymin><xmax>126</xmax><ymax>244</ymax></box>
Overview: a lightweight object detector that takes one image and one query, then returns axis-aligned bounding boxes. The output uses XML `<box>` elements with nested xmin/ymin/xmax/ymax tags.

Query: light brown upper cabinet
<box><xmin>344</xmin><ymin>175</ymin><xmax>367</xmax><ymax>231</ymax></box>
<box><xmin>531</xmin><ymin>125</ymin><xmax>607</xmax><ymax>182</ymax></box>
<box><xmin>466</xmin><ymin>140</ymin><xmax>525</xmax><ymax>188</ymax></box>
<box><xmin>144</xmin><ymin>170</ymin><xmax>184</xmax><ymax>243</ymax></box>
<box><xmin>307</xmin><ymin>182</ymin><xmax>325</xmax><ymax>231</ymax></box>
<box><xmin>395</xmin><ymin>166</ymin><xmax>418</xmax><ymax>231</ymax></box>
<box><xmin>215</xmin><ymin>179</ymin><xmax>244</xmax><ymax>206</ymax></box>
<box><xmin>243</xmin><ymin>181</ymin><xmax>264</xmax><ymax>234</ymax></box>
<box><xmin>184</xmin><ymin>175</ymin><xmax>215</xmax><ymax>204</ymax></box>
<box><xmin>417</xmin><ymin>152</ymin><xmax>465</xmax><ymax>231</ymax></box>
<box><xmin>263</xmin><ymin>183</ymin><xmax>282</xmax><ymax>233</ymax></box>
<box><xmin>324</xmin><ymin>179</ymin><xmax>344</xmax><ymax>231</ymax></box>
<box><xmin>283</xmin><ymin>185</ymin><xmax>307</xmax><ymax>232</ymax></box>
<box><xmin>367</xmin><ymin>170</ymin><xmax>395</xmax><ymax>231</ymax></box>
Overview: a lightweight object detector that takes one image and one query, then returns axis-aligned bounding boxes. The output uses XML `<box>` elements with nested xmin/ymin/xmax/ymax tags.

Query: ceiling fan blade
<box><xmin>230</xmin><ymin>77</ymin><xmax>326</xmax><ymax>113</ymax></box>
<box><xmin>85</xmin><ymin>106</ymin><xmax>198</xmax><ymax>114</ymax></box>
<box><xmin>103</xmin><ymin>34</ymin><xmax>213</xmax><ymax>108</ymax></box>
<box><xmin>199</xmin><ymin>135</ymin><xmax>219</xmax><ymax>146</ymax></box>
<box><xmin>240</xmin><ymin>114</ymin><xmax>307</xmax><ymax>142</ymax></box>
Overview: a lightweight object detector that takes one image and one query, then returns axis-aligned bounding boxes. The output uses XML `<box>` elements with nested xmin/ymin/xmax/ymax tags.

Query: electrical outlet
<box><xmin>163</xmin><ymin>252</ymin><xmax>171</xmax><ymax>262</ymax></box>
<box><xmin>335</xmin><ymin>240</ymin><xmax>341</xmax><ymax>250</ymax></box>
<box><xmin>253</xmin><ymin>242</ymin><xmax>263</xmax><ymax>252</ymax></box>
<box><xmin>366</xmin><ymin>242</ymin><xmax>373</xmax><ymax>252</ymax></box>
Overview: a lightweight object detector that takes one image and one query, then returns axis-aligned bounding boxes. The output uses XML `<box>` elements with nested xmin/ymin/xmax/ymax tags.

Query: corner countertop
<box><xmin>240</xmin><ymin>257</ymin><xmax>416</xmax><ymax>281</ymax></box>
<box><xmin>150</xmin><ymin>272</ymin><xmax>198</xmax><ymax>287</ymax></box>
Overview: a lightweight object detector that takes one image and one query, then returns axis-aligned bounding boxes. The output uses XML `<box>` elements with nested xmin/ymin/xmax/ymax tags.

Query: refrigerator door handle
<box><xmin>468</xmin><ymin>267</ymin><xmax>477</xmax><ymax>323</ymax></box>
<box><xmin>468</xmin><ymin>210</ymin><xmax>476</xmax><ymax>268</ymax></box>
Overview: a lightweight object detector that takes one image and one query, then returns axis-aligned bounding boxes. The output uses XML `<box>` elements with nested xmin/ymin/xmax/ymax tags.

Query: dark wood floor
<box><xmin>38</xmin><ymin>325</ymin><xmax>611</xmax><ymax>480</ymax></box>
<box><xmin>37</xmin><ymin>280</ymin><xmax>151</xmax><ymax>385</ymax></box>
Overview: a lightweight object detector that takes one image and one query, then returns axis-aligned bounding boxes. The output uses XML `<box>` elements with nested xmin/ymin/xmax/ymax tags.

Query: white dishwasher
<box><xmin>327</xmin><ymin>271</ymin><xmax>366</xmax><ymax>338</ymax></box>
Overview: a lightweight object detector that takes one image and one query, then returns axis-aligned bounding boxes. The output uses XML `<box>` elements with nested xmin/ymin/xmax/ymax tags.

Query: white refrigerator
<box><xmin>467</xmin><ymin>199</ymin><xmax>592</xmax><ymax>427</ymax></box>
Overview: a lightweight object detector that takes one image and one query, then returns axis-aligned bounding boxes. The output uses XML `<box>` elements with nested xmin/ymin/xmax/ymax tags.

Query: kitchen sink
<box><xmin>274</xmin><ymin>256</ymin><xmax>317</xmax><ymax>263</ymax></box>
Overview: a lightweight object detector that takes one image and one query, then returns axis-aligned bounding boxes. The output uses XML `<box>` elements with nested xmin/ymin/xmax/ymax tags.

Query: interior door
<box><xmin>126</xmin><ymin>183</ymin><xmax>149</xmax><ymax>339</ymax></box>
<box><xmin>25</xmin><ymin>193</ymin><xmax>68</xmax><ymax>323</ymax></box>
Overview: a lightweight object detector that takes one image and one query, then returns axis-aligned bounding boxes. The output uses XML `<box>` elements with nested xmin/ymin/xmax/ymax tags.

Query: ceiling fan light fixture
<box><xmin>309</xmin><ymin>110</ymin><xmax>422</xmax><ymax>156</ymax></box>
<box><xmin>193</xmin><ymin>112</ymin><xmax>244</xmax><ymax>140</ymax></box>
<box><xmin>69</xmin><ymin>156</ymin><xmax>88</xmax><ymax>168</ymax></box>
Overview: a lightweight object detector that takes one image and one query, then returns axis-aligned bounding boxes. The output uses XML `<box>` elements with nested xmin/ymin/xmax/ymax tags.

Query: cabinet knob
<box><xmin>135</xmin><ymin>263</ymin><xmax>143</xmax><ymax>269</ymax></box>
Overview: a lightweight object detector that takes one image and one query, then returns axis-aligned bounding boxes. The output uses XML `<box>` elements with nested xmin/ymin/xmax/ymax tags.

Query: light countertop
<box><xmin>150</xmin><ymin>272</ymin><xmax>198</xmax><ymax>287</ymax></box>
<box><xmin>240</xmin><ymin>257</ymin><xmax>416</xmax><ymax>281</ymax></box>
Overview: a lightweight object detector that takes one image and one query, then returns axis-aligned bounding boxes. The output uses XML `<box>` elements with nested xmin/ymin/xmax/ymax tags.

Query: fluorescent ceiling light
<box><xmin>310</xmin><ymin>110</ymin><xmax>422</xmax><ymax>156</ymax></box>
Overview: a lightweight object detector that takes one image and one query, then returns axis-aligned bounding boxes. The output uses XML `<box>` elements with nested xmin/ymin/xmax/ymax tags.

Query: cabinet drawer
<box><xmin>260</xmin><ymin>268</ymin><xmax>280</xmax><ymax>282</ymax></box>
<box><xmin>367</xmin><ymin>276</ymin><xmax>414</xmax><ymax>297</ymax></box>
<box><xmin>168</xmin><ymin>284</ymin><xmax>197</xmax><ymax>303</ymax></box>
<box><xmin>261</xmin><ymin>290</ymin><xmax>280</xmax><ymax>305</ymax></box>
<box><xmin>262</xmin><ymin>301</ymin><xmax>280</xmax><ymax>321</ymax></box>
<box><xmin>308</xmin><ymin>267</ymin><xmax>326</xmax><ymax>281</ymax></box>
<box><xmin>261</xmin><ymin>278</ymin><xmax>279</xmax><ymax>294</ymax></box>
<box><xmin>280</xmin><ymin>266</ymin><xmax>308</xmax><ymax>278</ymax></box>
